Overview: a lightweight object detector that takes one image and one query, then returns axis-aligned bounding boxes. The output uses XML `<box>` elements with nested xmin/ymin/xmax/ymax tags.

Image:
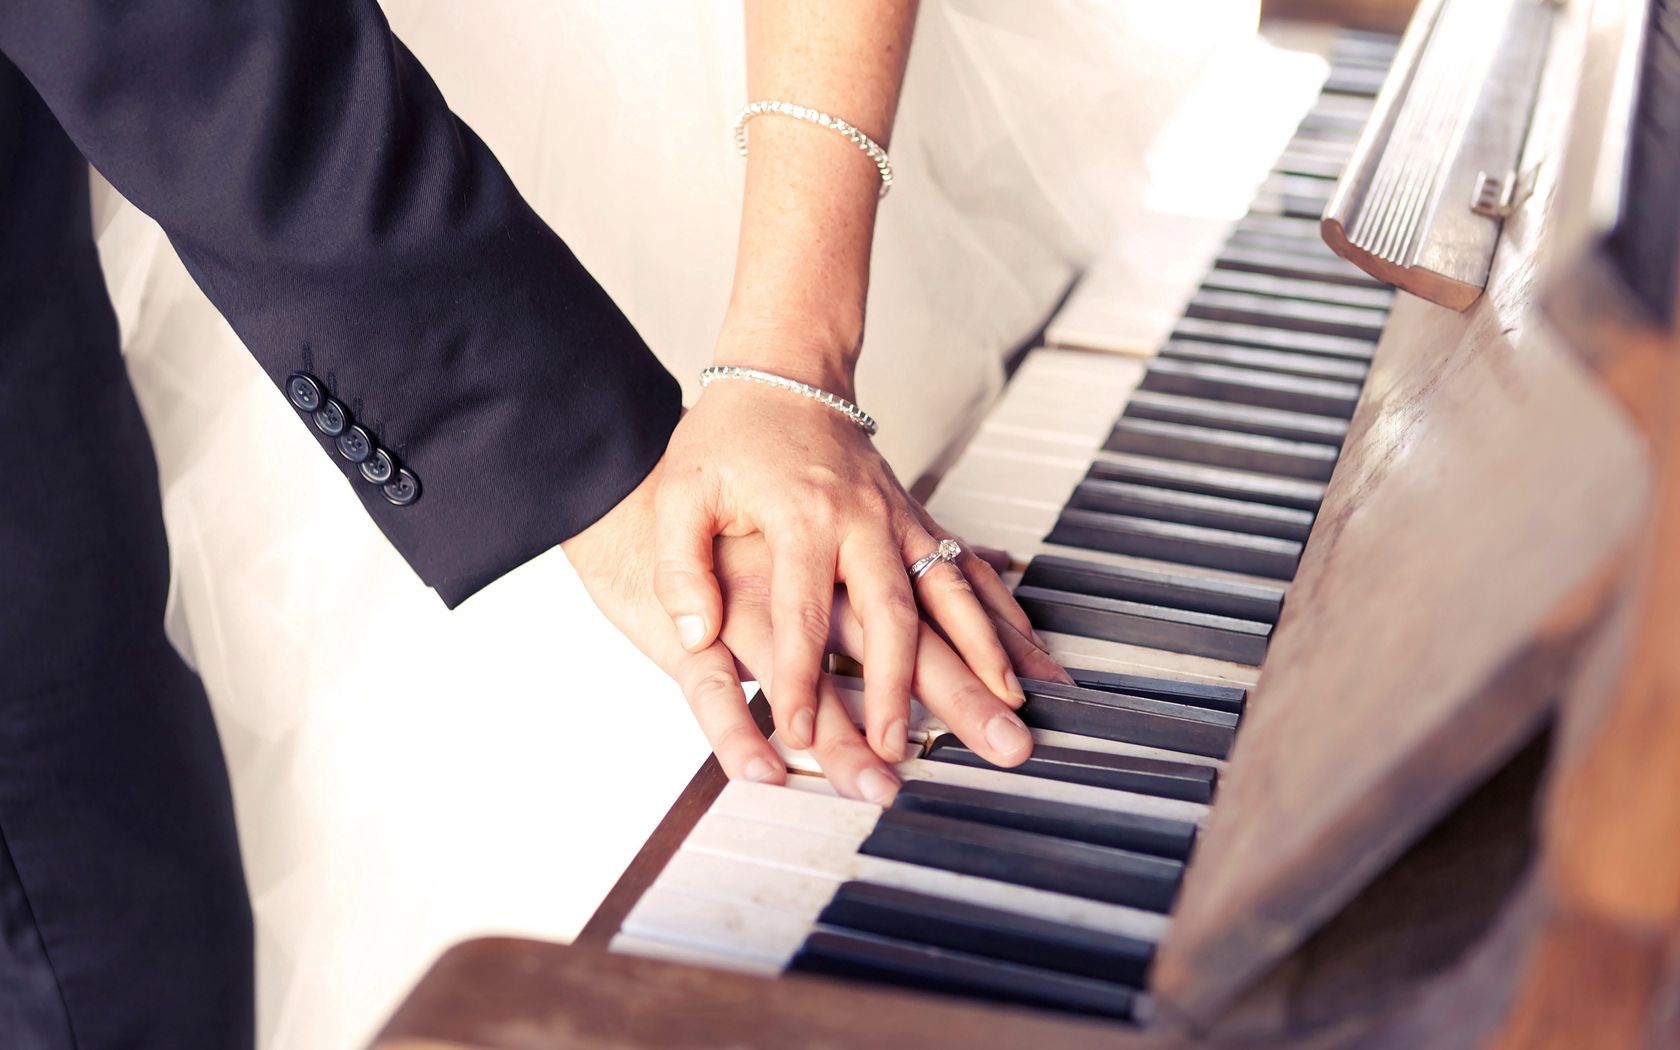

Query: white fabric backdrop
<box><xmin>86</xmin><ymin>3</ymin><xmax>1280</xmax><ymax>1045</ymax></box>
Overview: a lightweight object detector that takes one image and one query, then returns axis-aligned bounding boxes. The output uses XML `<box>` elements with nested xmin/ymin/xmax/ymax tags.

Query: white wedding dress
<box><xmin>88</xmin><ymin>2</ymin><xmax>1317</xmax><ymax>1045</ymax></box>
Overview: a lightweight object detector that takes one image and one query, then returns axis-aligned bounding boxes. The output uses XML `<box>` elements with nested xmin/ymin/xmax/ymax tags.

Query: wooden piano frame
<box><xmin>373</xmin><ymin>1</ymin><xmax>1680</xmax><ymax>1045</ymax></box>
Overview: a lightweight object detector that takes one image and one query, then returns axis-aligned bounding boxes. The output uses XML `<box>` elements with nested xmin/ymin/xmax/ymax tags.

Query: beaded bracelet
<box><xmin>733</xmin><ymin>100</ymin><xmax>894</xmax><ymax>198</ymax></box>
<box><xmin>699</xmin><ymin>366</ymin><xmax>878</xmax><ymax>436</ymax></box>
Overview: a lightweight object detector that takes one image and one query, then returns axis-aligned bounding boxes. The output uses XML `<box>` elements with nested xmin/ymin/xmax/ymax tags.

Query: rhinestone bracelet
<box><xmin>699</xmin><ymin>365</ymin><xmax>878</xmax><ymax>436</ymax></box>
<box><xmin>733</xmin><ymin>100</ymin><xmax>894</xmax><ymax>198</ymax></box>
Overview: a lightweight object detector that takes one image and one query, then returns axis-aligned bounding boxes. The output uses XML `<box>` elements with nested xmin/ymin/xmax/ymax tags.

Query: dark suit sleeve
<box><xmin>0</xmin><ymin>1</ymin><xmax>681</xmax><ymax>607</ymax></box>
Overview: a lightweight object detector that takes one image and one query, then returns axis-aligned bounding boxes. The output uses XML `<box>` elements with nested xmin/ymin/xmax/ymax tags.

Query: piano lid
<box><xmin>1321</xmin><ymin>0</ymin><xmax>1563</xmax><ymax>310</ymax></box>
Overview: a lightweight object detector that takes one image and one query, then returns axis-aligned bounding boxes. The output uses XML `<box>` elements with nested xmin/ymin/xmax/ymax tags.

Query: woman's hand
<box><xmin>649</xmin><ymin>329</ymin><xmax>1069</xmax><ymax>764</ymax></box>
<box><xmin>563</xmin><ymin>461</ymin><xmax>1066</xmax><ymax>803</ymax></box>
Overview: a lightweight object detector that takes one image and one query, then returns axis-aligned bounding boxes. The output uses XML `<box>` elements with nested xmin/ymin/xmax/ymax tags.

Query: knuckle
<box><xmin>687</xmin><ymin>670</ymin><xmax>743</xmax><ymax>709</ymax></box>
<box><xmin>714</xmin><ymin>722</ymin><xmax>765</xmax><ymax>757</ymax></box>
<box><xmin>786</xmin><ymin>598</ymin><xmax>832</xmax><ymax>643</ymax></box>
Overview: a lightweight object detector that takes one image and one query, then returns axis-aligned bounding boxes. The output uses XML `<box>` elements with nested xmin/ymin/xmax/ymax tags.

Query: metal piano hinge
<box><xmin>1321</xmin><ymin>0</ymin><xmax>1561</xmax><ymax>311</ymax></box>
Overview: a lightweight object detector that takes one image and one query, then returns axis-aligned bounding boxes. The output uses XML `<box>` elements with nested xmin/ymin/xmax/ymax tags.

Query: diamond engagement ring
<box><xmin>909</xmin><ymin>539</ymin><xmax>963</xmax><ymax>582</ymax></box>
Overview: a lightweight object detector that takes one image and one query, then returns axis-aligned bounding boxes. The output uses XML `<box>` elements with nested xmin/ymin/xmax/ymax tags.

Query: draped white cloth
<box><xmin>85</xmin><ymin>3</ymin><xmax>1306</xmax><ymax>1045</ymax></box>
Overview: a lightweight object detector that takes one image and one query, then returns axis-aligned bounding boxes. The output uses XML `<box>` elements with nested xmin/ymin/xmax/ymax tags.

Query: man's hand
<box><xmin>563</xmin><ymin>464</ymin><xmax>1067</xmax><ymax>804</ymax></box>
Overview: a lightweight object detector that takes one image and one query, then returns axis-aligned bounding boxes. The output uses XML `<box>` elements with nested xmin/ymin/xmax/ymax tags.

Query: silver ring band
<box><xmin>909</xmin><ymin>539</ymin><xmax>963</xmax><ymax>582</ymax></box>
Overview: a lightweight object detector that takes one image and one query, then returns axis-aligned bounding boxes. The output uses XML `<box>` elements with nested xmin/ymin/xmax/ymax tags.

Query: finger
<box><xmin>909</xmin><ymin>621</ymin><xmax>1035</xmax><ymax>768</ymax></box>
<box><xmin>993</xmin><ymin>614</ymin><xmax>1074</xmax><ymax>688</ymax></box>
<box><xmin>903</xmin><ymin>525</ymin><xmax>1024</xmax><ymax>709</ymax></box>
<box><xmin>809</xmin><ymin>675</ymin><xmax>900</xmax><ymax>805</ymax></box>
<box><xmin>653</xmin><ymin>476</ymin><xmax>725</xmax><ymax>652</ymax></box>
<box><xmin>953</xmin><ymin>541</ymin><xmax>1052</xmax><ymax>655</ymax></box>
<box><xmin>837</xmin><ymin>536</ymin><xmax>918</xmax><ymax>762</ymax></box>
<box><xmin>674</xmin><ymin>641</ymin><xmax>784</xmax><ymax>785</ymax></box>
<box><xmin>767</xmin><ymin>532</ymin><xmax>837</xmax><ymax>750</ymax></box>
<box><xmin>970</xmin><ymin>545</ymin><xmax>1012</xmax><ymax>573</ymax></box>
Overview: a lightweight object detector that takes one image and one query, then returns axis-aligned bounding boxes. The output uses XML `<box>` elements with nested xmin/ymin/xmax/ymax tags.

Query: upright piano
<box><xmin>375</xmin><ymin>0</ymin><xmax>1680</xmax><ymax>1046</ymax></box>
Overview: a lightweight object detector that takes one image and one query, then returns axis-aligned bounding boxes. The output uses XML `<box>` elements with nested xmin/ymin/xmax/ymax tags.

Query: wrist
<box><xmin>715</xmin><ymin>312</ymin><xmax>862</xmax><ymax>402</ymax></box>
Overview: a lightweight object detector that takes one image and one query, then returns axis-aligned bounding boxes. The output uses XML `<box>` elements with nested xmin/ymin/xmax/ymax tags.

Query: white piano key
<box><xmin>1039</xmin><ymin>629</ymin><xmax>1263</xmax><ymax>689</ymax></box>
<box><xmin>622</xmin><ymin>884</ymin><xmax>811</xmax><ymax>965</ymax></box>
<box><xmin>784</xmin><ymin>773</ymin><xmax>839</xmax><ymax>795</ymax></box>
<box><xmin>608</xmin><ymin>932</ymin><xmax>784</xmax><ymax>977</ymax></box>
<box><xmin>710</xmin><ymin>780</ymin><xmax>883</xmax><ymax>840</ymax></box>
<box><xmin>682</xmin><ymin>810</ymin><xmax>1170</xmax><ymax>943</ymax></box>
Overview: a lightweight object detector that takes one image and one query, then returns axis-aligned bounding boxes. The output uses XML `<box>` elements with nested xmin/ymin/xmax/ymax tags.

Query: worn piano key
<box><xmin>925</xmin><ymin>733</ymin><xmax>1218</xmax><ymax>804</ymax></box>
<box><xmin>1258</xmin><ymin>173</ymin><xmax>1337</xmax><ymax>205</ymax></box>
<box><xmin>1061</xmin><ymin>667</ymin><xmax>1247</xmax><ymax>715</ymax></box>
<box><xmin>1247</xmin><ymin>190</ymin><xmax>1329</xmax><ymax>221</ymax></box>
<box><xmin>1015</xmin><ymin>682</ymin><xmax>1237</xmax><ymax>760</ymax></box>
<box><xmin>1160</xmin><ymin>340</ymin><xmax>1370</xmax><ymax>383</ymax></box>
<box><xmin>1185</xmin><ymin>289</ymin><xmax>1388</xmax><ymax>342</ymax></box>
<box><xmin>1274</xmin><ymin>151</ymin><xmax>1346</xmax><ymax>180</ymax></box>
<box><xmin>1174</xmin><ymin>316</ymin><xmax>1377</xmax><ymax>361</ymax></box>
<box><xmin>1065</xmin><ymin>478</ymin><xmax>1314</xmax><ymax>543</ymax></box>
<box><xmin>1105</xmin><ymin>418</ymin><xmax>1340</xmax><ymax>483</ymax></box>
<box><xmin>891</xmin><ymin>780</ymin><xmax>1196</xmax><ymax>860</ymax></box>
<box><xmin>1014</xmin><ymin>584</ymin><xmax>1272</xmax><ymax>665</ymax></box>
<box><xmin>1139</xmin><ymin>357</ymin><xmax>1363</xmax><ymax>417</ymax></box>
<box><xmin>1224</xmin><ymin>228</ymin><xmax>1339</xmax><ymax>259</ymax></box>
<box><xmin>1123</xmin><ymin>390</ymin><xmax>1349</xmax><ymax>447</ymax></box>
<box><xmin>621</xmin><ymin>885</ymin><xmax>811</xmax><ymax>967</ymax></box>
<box><xmin>1020</xmin><ymin>552</ymin><xmax>1287</xmax><ymax>623</ymax></box>
<box><xmin>1198</xmin><ymin>268</ymin><xmax>1394</xmax><ymax>312</ymax></box>
<box><xmin>860</xmin><ymin>807</ymin><xmax>1185</xmax><ymax>911</ymax></box>
<box><xmin>789</xmin><ymin>928</ymin><xmax>1140</xmax><ymax>1021</ymax></box>
<box><xmin>1235</xmin><ymin>212</ymin><xmax>1326</xmax><ymax>239</ymax></box>
<box><xmin>816</xmin><ymin>881</ymin><xmax>1155</xmax><ymax>986</ymax></box>
<box><xmin>1215</xmin><ymin>244</ymin><xmax>1387</xmax><ymax>289</ymax></box>
<box><xmin>1047</xmin><ymin>507</ymin><xmax>1304</xmax><ymax>579</ymax></box>
<box><xmin>691</xmin><ymin>790</ymin><xmax>1174</xmax><ymax>942</ymax></box>
<box><xmin>1090</xmin><ymin>452</ymin><xmax>1326</xmax><ymax>510</ymax></box>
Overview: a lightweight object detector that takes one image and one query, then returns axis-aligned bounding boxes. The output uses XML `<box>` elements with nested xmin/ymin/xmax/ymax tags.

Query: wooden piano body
<box><xmin>373</xmin><ymin>0</ymin><xmax>1680</xmax><ymax>1045</ymax></box>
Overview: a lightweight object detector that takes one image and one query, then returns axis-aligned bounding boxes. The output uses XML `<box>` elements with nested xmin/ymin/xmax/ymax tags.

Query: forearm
<box><xmin>721</xmin><ymin>0</ymin><xmax>919</xmax><ymax>398</ymax></box>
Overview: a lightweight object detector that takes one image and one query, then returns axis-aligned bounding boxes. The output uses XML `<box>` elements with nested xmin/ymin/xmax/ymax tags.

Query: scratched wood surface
<box><xmin>1150</xmin><ymin>0</ymin><xmax>1653</xmax><ymax>1024</ymax></box>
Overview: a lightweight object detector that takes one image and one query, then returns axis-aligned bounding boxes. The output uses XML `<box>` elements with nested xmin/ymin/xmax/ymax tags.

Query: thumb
<box><xmin>653</xmin><ymin>481</ymin><xmax>725</xmax><ymax>652</ymax></box>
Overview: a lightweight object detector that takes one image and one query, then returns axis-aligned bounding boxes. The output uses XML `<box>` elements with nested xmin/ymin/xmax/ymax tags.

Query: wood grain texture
<box><xmin>370</xmin><ymin>938</ymin><xmax>1182</xmax><ymax>1050</ymax></box>
<box><xmin>1150</xmin><ymin>0</ymin><xmax>1652</xmax><ymax>1023</ymax></box>
<box><xmin>1262</xmin><ymin>0</ymin><xmax>1417</xmax><ymax>34</ymax></box>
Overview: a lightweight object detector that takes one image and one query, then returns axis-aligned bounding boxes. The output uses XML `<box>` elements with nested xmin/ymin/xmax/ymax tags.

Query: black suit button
<box><xmin>382</xmin><ymin>469</ymin><xmax>421</xmax><ymax>506</ymax></box>
<box><xmin>312</xmin><ymin>399</ymin><xmax>347</xmax><ymax>437</ymax></box>
<box><xmin>336</xmin><ymin>425</ymin><xmax>373</xmax><ymax>464</ymax></box>
<box><xmin>287</xmin><ymin>373</ymin><xmax>323</xmax><ymax>412</ymax></box>
<box><xmin>359</xmin><ymin>448</ymin><xmax>395</xmax><ymax>484</ymax></box>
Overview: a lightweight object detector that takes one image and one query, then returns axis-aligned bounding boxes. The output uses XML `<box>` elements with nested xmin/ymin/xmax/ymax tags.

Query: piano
<box><xmin>374</xmin><ymin>1</ymin><xmax>1680</xmax><ymax>1046</ymax></box>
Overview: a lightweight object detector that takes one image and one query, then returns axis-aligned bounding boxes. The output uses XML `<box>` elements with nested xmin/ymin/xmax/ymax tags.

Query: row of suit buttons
<box><xmin>286</xmin><ymin>372</ymin><xmax>421</xmax><ymax>506</ymax></box>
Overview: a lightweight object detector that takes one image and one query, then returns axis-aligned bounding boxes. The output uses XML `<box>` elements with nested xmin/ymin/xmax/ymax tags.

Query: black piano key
<box><xmin>1061</xmin><ymin>667</ymin><xmax>1247</xmax><ymax>715</ymax></box>
<box><xmin>1216</xmin><ymin>244</ymin><xmax>1388</xmax><ymax>289</ymax></box>
<box><xmin>860</xmin><ymin>807</ymin><xmax>1185</xmax><ymax>911</ymax></box>
<box><xmin>892</xmin><ymin>780</ymin><xmax>1197</xmax><ymax>860</ymax></box>
<box><xmin>1159</xmin><ymin>339</ymin><xmax>1371</xmax><ymax>383</ymax></box>
<box><xmin>1174</xmin><ymin>316</ymin><xmax>1377</xmax><ymax>361</ymax></box>
<box><xmin>1016</xmin><ymin>681</ymin><xmax>1237</xmax><ymax>760</ymax></box>
<box><xmin>1124</xmin><ymin>390</ymin><xmax>1349</xmax><ymax>447</ymax></box>
<box><xmin>789</xmin><ymin>927</ymin><xmax>1139</xmax><ymax>1022</ymax></box>
<box><xmin>926</xmin><ymin>733</ymin><xmax>1218</xmax><ymax>804</ymax></box>
<box><xmin>1089</xmin><ymin>452</ymin><xmax>1327</xmax><ymax>511</ymax></box>
<box><xmin>1324</xmin><ymin>66</ymin><xmax>1388</xmax><ymax>97</ymax></box>
<box><xmin>1185</xmin><ymin>289</ymin><xmax>1388</xmax><ymax>342</ymax></box>
<box><xmin>1104</xmin><ymin>418</ymin><xmax>1340</xmax><ymax>483</ymax></box>
<box><xmin>1014</xmin><ymin>584</ymin><xmax>1271</xmax><ymax>665</ymax></box>
<box><xmin>816</xmin><ymin>881</ymin><xmax>1156</xmax><ymax>986</ymax></box>
<box><xmin>1198</xmin><ymin>268</ymin><xmax>1394</xmax><ymax>312</ymax></box>
<box><xmin>1020</xmin><ymin>552</ymin><xmax>1286</xmax><ymax>624</ymax></box>
<box><xmin>1274</xmin><ymin>151</ymin><xmax>1346</xmax><ymax>180</ymax></box>
<box><xmin>1047</xmin><ymin>506</ymin><xmax>1303</xmax><ymax>579</ymax></box>
<box><xmin>1139</xmin><ymin>357</ymin><xmax>1363</xmax><ymax>417</ymax></box>
<box><xmin>1065</xmin><ymin>478</ymin><xmax>1314</xmax><ymax>542</ymax></box>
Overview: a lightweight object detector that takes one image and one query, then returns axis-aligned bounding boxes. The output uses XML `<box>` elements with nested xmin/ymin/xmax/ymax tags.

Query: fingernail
<box><xmin>1030</xmin><ymin>629</ymin><xmax>1053</xmax><ymax>651</ymax></box>
<box><xmin>791</xmin><ymin>708</ymin><xmax>815</xmax><ymax>747</ymax></box>
<box><xmin>985</xmin><ymin>712</ymin><xmax>1032</xmax><ymax>758</ymax></box>
<box><xmin>743</xmin><ymin>757</ymin><xmax>779</xmax><ymax>783</ymax></box>
<box><xmin>1053</xmin><ymin>665</ymin><xmax>1077</xmax><ymax>686</ymax></box>
<box><xmin>1003</xmin><ymin>668</ymin><xmax>1027</xmax><ymax>707</ymax></box>
<box><xmin>676</xmin><ymin>614</ymin><xmax>706</xmax><ymax>651</ymax></box>
<box><xmin>856</xmin><ymin>767</ymin><xmax>899</xmax><ymax>806</ymax></box>
<box><xmin>884</xmin><ymin>719</ymin><xmax>909</xmax><ymax>762</ymax></box>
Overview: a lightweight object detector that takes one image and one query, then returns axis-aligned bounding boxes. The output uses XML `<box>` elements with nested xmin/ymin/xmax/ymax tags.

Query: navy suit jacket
<box><xmin>0</xmin><ymin>0</ymin><xmax>682</xmax><ymax>607</ymax></box>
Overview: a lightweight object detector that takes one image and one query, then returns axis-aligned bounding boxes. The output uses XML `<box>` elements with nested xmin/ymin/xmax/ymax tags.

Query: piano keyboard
<box><xmin>607</xmin><ymin>30</ymin><xmax>1399</xmax><ymax>1025</ymax></box>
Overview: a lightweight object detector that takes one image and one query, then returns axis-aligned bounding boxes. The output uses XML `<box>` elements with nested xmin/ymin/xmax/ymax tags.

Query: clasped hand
<box><xmin>564</xmin><ymin>343</ymin><xmax>1069</xmax><ymax>803</ymax></box>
